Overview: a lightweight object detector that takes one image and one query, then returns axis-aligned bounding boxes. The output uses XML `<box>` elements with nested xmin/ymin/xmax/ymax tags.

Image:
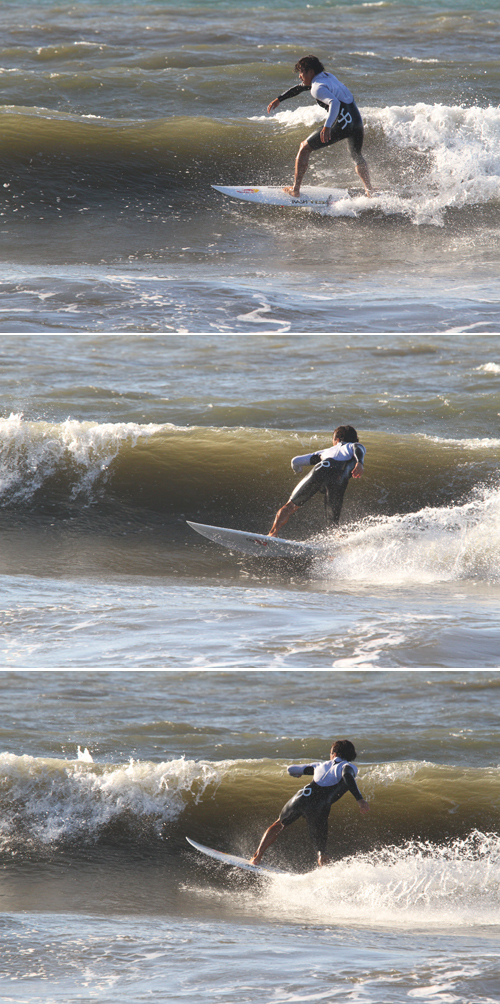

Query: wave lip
<box><xmin>0</xmin><ymin>412</ymin><xmax>164</xmax><ymax>503</ymax></box>
<box><xmin>0</xmin><ymin>751</ymin><xmax>221</xmax><ymax>852</ymax></box>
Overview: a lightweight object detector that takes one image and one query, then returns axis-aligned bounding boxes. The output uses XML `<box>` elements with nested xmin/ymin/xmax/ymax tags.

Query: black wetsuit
<box><xmin>279</xmin><ymin>758</ymin><xmax>365</xmax><ymax>855</ymax></box>
<box><xmin>289</xmin><ymin>443</ymin><xmax>366</xmax><ymax>526</ymax></box>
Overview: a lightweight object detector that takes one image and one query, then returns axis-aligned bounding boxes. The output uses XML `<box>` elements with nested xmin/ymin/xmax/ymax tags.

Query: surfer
<box><xmin>268</xmin><ymin>424</ymin><xmax>365</xmax><ymax>537</ymax></box>
<box><xmin>250</xmin><ymin>739</ymin><xmax>370</xmax><ymax>867</ymax></box>
<box><xmin>267</xmin><ymin>55</ymin><xmax>372</xmax><ymax>197</ymax></box>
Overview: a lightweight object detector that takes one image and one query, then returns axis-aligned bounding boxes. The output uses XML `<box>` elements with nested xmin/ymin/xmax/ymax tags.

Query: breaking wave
<box><xmin>253</xmin><ymin>102</ymin><xmax>500</xmax><ymax>225</ymax></box>
<box><xmin>1</xmin><ymin>753</ymin><xmax>499</xmax><ymax>867</ymax></box>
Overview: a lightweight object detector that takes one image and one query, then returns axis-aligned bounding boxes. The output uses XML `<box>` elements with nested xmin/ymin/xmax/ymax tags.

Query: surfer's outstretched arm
<box><xmin>267</xmin><ymin>83</ymin><xmax>310</xmax><ymax>115</ymax></box>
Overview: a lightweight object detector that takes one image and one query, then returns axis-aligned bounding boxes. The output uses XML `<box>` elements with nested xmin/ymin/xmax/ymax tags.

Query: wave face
<box><xmin>1</xmin><ymin>103</ymin><xmax>499</xmax><ymax>228</ymax></box>
<box><xmin>2</xmin><ymin>751</ymin><xmax>500</xmax><ymax>928</ymax></box>
<box><xmin>2</xmin><ymin>753</ymin><xmax>499</xmax><ymax>857</ymax></box>
<box><xmin>1</xmin><ymin>667</ymin><xmax>499</xmax><ymax>953</ymax></box>
<box><xmin>0</xmin><ymin>2</ymin><xmax>498</xmax><ymax>330</ymax></box>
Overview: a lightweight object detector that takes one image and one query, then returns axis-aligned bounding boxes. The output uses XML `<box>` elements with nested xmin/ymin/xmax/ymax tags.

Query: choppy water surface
<box><xmin>0</xmin><ymin>0</ymin><xmax>499</xmax><ymax>329</ymax></box>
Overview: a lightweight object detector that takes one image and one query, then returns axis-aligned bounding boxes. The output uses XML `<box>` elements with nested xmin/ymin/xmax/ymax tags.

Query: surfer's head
<box><xmin>330</xmin><ymin>740</ymin><xmax>357</xmax><ymax>761</ymax></box>
<box><xmin>294</xmin><ymin>55</ymin><xmax>325</xmax><ymax>78</ymax></box>
<box><xmin>333</xmin><ymin>425</ymin><xmax>359</xmax><ymax>444</ymax></box>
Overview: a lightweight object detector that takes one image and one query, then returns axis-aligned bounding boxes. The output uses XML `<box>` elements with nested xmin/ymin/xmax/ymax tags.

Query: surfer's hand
<box><xmin>358</xmin><ymin>799</ymin><xmax>370</xmax><ymax>814</ymax></box>
<box><xmin>267</xmin><ymin>98</ymin><xmax>280</xmax><ymax>113</ymax></box>
<box><xmin>320</xmin><ymin>126</ymin><xmax>331</xmax><ymax>143</ymax></box>
<box><xmin>351</xmin><ymin>463</ymin><xmax>363</xmax><ymax>478</ymax></box>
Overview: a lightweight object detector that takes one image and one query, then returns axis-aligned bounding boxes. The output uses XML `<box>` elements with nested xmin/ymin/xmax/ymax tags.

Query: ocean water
<box><xmin>1</xmin><ymin>669</ymin><xmax>500</xmax><ymax>1004</ymax></box>
<box><xmin>0</xmin><ymin>0</ymin><xmax>499</xmax><ymax>331</ymax></box>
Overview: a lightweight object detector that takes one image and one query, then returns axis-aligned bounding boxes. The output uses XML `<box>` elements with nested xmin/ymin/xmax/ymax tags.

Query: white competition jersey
<box><xmin>311</xmin><ymin>71</ymin><xmax>355</xmax><ymax>128</ymax></box>
<box><xmin>287</xmin><ymin>757</ymin><xmax>358</xmax><ymax>787</ymax></box>
<box><xmin>317</xmin><ymin>442</ymin><xmax>364</xmax><ymax>463</ymax></box>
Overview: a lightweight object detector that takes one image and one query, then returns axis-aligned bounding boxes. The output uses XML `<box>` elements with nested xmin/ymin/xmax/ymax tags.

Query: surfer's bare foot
<box><xmin>267</xmin><ymin>530</ymin><xmax>278</xmax><ymax>537</ymax></box>
<box><xmin>249</xmin><ymin>853</ymin><xmax>261</xmax><ymax>865</ymax></box>
<box><xmin>318</xmin><ymin>852</ymin><xmax>330</xmax><ymax>867</ymax></box>
<box><xmin>283</xmin><ymin>185</ymin><xmax>300</xmax><ymax>198</ymax></box>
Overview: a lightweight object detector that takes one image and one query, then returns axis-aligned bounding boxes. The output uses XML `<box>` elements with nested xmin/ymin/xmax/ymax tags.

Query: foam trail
<box><xmin>252</xmin><ymin>102</ymin><xmax>500</xmax><ymax>225</ymax></box>
<box><xmin>368</xmin><ymin>103</ymin><xmax>500</xmax><ymax>224</ymax></box>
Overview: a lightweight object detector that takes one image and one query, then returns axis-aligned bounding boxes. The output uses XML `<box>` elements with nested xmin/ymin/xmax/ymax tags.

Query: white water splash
<box><xmin>260</xmin><ymin>830</ymin><xmax>500</xmax><ymax>929</ymax></box>
<box><xmin>316</xmin><ymin>485</ymin><xmax>500</xmax><ymax>585</ymax></box>
<box><xmin>0</xmin><ymin>752</ymin><xmax>221</xmax><ymax>849</ymax></box>
<box><xmin>251</xmin><ymin>102</ymin><xmax>500</xmax><ymax>225</ymax></box>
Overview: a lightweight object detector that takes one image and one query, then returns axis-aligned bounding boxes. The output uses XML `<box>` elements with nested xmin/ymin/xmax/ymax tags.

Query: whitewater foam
<box><xmin>0</xmin><ymin>413</ymin><xmax>164</xmax><ymax>502</ymax></box>
<box><xmin>252</xmin><ymin>102</ymin><xmax>500</xmax><ymax>224</ymax></box>
<box><xmin>0</xmin><ymin>752</ymin><xmax>220</xmax><ymax>851</ymax></box>
<box><xmin>369</xmin><ymin>102</ymin><xmax>500</xmax><ymax>224</ymax></box>
<box><xmin>317</xmin><ymin>486</ymin><xmax>500</xmax><ymax>585</ymax></box>
<box><xmin>259</xmin><ymin>830</ymin><xmax>500</xmax><ymax>929</ymax></box>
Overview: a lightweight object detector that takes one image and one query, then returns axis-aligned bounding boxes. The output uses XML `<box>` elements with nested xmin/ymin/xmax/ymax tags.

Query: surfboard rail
<box><xmin>212</xmin><ymin>184</ymin><xmax>353</xmax><ymax>207</ymax></box>
<box><xmin>186</xmin><ymin>520</ymin><xmax>320</xmax><ymax>557</ymax></box>
<box><xmin>186</xmin><ymin>837</ymin><xmax>287</xmax><ymax>876</ymax></box>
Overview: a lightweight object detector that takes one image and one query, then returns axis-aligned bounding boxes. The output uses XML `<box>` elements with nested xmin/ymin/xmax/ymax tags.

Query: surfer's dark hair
<box><xmin>333</xmin><ymin>425</ymin><xmax>359</xmax><ymax>443</ymax></box>
<box><xmin>294</xmin><ymin>55</ymin><xmax>325</xmax><ymax>76</ymax></box>
<box><xmin>331</xmin><ymin>740</ymin><xmax>357</xmax><ymax>761</ymax></box>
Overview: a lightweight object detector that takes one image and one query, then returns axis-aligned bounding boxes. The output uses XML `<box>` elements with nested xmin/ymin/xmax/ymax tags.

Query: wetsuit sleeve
<box><xmin>342</xmin><ymin>764</ymin><xmax>364</xmax><ymax>801</ymax></box>
<box><xmin>312</xmin><ymin>82</ymin><xmax>340</xmax><ymax>128</ymax></box>
<box><xmin>291</xmin><ymin>453</ymin><xmax>314</xmax><ymax>473</ymax></box>
<box><xmin>287</xmin><ymin>764</ymin><xmax>316</xmax><ymax>777</ymax></box>
<box><xmin>278</xmin><ymin>84</ymin><xmax>311</xmax><ymax>103</ymax></box>
<box><xmin>353</xmin><ymin>444</ymin><xmax>366</xmax><ymax>464</ymax></box>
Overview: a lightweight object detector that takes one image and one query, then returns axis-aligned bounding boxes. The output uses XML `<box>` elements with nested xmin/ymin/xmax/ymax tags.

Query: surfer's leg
<box><xmin>354</xmin><ymin>156</ymin><xmax>372</xmax><ymax>195</ymax></box>
<box><xmin>268</xmin><ymin>465</ymin><xmax>326</xmax><ymax>536</ymax></box>
<box><xmin>323</xmin><ymin>482</ymin><xmax>348</xmax><ymax>526</ymax></box>
<box><xmin>347</xmin><ymin>128</ymin><xmax>372</xmax><ymax>196</ymax></box>
<box><xmin>250</xmin><ymin>819</ymin><xmax>284</xmax><ymax>864</ymax></box>
<box><xmin>283</xmin><ymin>140</ymin><xmax>312</xmax><ymax>198</ymax></box>
<box><xmin>268</xmin><ymin>501</ymin><xmax>299</xmax><ymax>537</ymax></box>
<box><xmin>251</xmin><ymin>789</ymin><xmax>307</xmax><ymax>862</ymax></box>
<box><xmin>304</xmin><ymin>808</ymin><xmax>330</xmax><ymax>866</ymax></box>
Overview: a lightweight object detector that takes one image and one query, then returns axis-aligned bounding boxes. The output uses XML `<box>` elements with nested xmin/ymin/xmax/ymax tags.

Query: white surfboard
<box><xmin>186</xmin><ymin>520</ymin><xmax>319</xmax><ymax>557</ymax></box>
<box><xmin>186</xmin><ymin>837</ymin><xmax>287</xmax><ymax>876</ymax></box>
<box><xmin>212</xmin><ymin>184</ymin><xmax>357</xmax><ymax>207</ymax></box>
